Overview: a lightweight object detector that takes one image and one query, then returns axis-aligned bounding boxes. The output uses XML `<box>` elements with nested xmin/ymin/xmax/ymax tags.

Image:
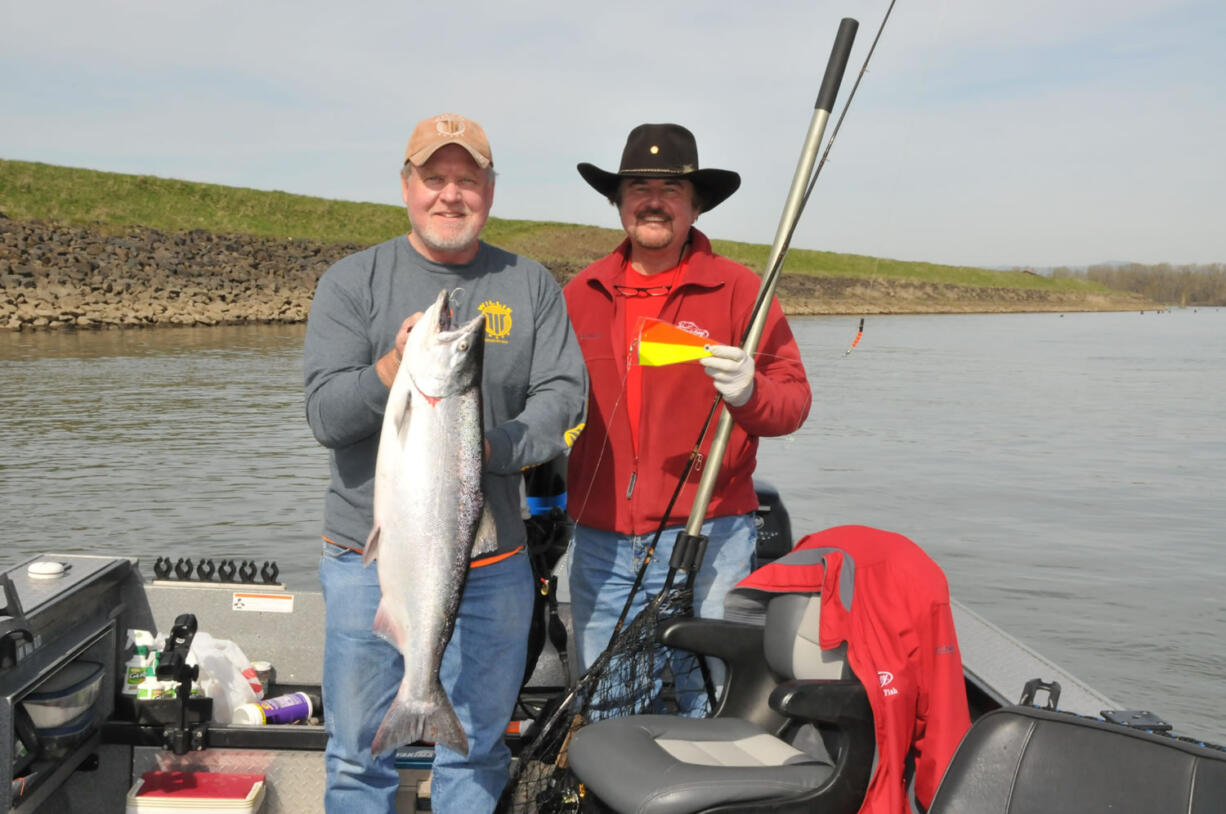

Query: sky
<box><xmin>2</xmin><ymin>0</ymin><xmax>1223</xmax><ymax>269</ymax></box>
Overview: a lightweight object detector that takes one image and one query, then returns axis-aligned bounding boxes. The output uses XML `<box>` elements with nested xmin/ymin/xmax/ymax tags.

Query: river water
<box><xmin>2</xmin><ymin>309</ymin><xmax>1223</xmax><ymax>742</ymax></box>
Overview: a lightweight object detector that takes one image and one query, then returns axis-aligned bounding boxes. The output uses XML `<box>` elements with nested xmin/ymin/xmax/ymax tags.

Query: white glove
<box><xmin>700</xmin><ymin>344</ymin><xmax>755</xmax><ymax>407</ymax></box>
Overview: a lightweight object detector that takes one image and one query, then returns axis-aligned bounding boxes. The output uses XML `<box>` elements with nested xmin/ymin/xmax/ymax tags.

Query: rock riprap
<box><xmin>0</xmin><ymin>217</ymin><xmax>361</xmax><ymax>330</ymax></box>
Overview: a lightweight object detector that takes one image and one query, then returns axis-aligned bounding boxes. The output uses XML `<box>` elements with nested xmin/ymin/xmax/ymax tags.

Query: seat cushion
<box><xmin>568</xmin><ymin>715</ymin><xmax>835</xmax><ymax>814</ymax></box>
<box><xmin>763</xmin><ymin>593</ymin><xmax>846</xmax><ymax>680</ymax></box>
<box><xmin>929</xmin><ymin>707</ymin><xmax>1226</xmax><ymax>814</ymax></box>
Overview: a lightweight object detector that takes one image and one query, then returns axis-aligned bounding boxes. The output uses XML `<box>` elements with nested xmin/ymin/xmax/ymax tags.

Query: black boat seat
<box><xmin>928</xmin><ymin>705</ymin><xmax>1226</xmax><ymax>814</ymax></box>
<box><xmin>569</xmin><ymin>715</ymin><xmax>833</xmax><ymax>814</ymax></box>
<box><xmin>568</xmin><ymin>593</ymin><xmax>873</xmax><ymax>814</ymax></box>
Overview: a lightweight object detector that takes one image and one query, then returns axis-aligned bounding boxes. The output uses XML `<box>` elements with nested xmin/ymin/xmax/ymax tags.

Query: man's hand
<box><xmin>700</xmin><ymin>344</ymin><xmax>755</xmax><ymax>407</ymax></box>
<box><xmin>376</xmin><ymin>313</ymin><xmax>423</xmax><ymax>387</ymax></box>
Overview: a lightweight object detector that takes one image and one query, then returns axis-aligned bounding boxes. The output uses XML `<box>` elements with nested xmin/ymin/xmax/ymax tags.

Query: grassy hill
<box><xmin>1</xmin><ymin>158</ymin><xmax>1110</xmax><ymax>298</ymax></box>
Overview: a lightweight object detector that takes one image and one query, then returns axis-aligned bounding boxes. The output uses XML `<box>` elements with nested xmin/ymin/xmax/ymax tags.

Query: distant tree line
<box><xmin>1051</xmin><ymin>263</ymin><xmax>1226</xmax><ymax>306</ymax></box>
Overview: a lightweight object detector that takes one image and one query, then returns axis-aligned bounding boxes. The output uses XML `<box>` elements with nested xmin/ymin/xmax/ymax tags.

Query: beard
<box><xmin>410</xmin><ymin>212</ymin><xmax>482</xmax><ymax>254</ymax></box>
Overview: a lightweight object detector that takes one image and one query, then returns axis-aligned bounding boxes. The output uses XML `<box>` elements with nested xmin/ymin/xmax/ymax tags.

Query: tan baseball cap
<box><xmin>404</xmin><ymin>113</ymin><xmax>492</xmax><ymax>168</ymax></box>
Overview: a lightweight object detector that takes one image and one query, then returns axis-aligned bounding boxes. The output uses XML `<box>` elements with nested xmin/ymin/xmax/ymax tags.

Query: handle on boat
<box><xmin>684</xmin><ymin>18</ymin><xmax>859</xmax><ymax>539</ymax></box>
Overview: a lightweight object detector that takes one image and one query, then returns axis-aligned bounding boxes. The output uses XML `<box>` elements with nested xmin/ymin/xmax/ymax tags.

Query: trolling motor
<box><xmin>155</xmin><ymin>613</ymin><xmax>211</xmax><ymax>754</ymax></box>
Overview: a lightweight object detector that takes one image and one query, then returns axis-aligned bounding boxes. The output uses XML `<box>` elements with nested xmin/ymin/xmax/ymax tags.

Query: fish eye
<box><xmin>458</xmin><ymin>341</ymin><xmax>469</xmax><ymax>351</ymax></box>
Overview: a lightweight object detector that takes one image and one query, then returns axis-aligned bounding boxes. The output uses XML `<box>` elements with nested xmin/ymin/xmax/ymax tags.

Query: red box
<box><xmin>125</xmin><ymin>771</ymin><xmax>266</xmax><ymax>813</ymax></box>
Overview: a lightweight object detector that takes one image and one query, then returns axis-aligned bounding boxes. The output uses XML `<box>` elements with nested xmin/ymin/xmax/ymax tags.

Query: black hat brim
<box><xmin>577</xmin><ymin>163</ymin><xmax>741</xmax><ymax>212</ymax></box>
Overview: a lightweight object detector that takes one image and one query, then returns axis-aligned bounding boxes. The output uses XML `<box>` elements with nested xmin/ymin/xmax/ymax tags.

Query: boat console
<box><xmin>0</xmin><ymin>554</ymin><xmax>344</xmax><ymax>814</ymax></box>
<box><xmin>0</xmin><ymin>554</ymin><xmax>136</xmax><ymax>812</ymax></box>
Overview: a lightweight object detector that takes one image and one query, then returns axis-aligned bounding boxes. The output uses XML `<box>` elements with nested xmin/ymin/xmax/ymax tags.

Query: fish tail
<box><xmin>370</xmin><ymin>683</ymin><xmax>468</xmax><ymax>758</ymax></box>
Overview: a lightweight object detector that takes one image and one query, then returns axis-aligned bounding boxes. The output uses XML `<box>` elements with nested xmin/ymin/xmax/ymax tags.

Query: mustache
<box><xmin>634</xmin><ymin>207</ymin><xmax>672</xmax><ymax>221</ymax></box>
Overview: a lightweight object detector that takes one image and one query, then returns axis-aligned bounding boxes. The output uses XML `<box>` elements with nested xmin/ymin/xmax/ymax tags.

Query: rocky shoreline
<box><xmin>0</xmin><ymin>217</ymin><xmax>361</xmax><ymax>330</ymax></box>
<box><xmin>0</xmin><ymin>217</ymin><xmax>1142</xmax><ymax>332</ymax></box>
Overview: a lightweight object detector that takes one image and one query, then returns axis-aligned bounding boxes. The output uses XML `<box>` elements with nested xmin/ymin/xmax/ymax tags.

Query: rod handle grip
<box><xmin>815</xmin><ymin>17</ymin><xmax>859</xmax><ymax>112</ymax></box>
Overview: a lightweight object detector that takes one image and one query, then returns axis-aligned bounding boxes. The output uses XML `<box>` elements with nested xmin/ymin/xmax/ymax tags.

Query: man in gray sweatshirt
<box><xmin>303</xmin><ymin>112</ymin><xmax>587</xmax><ymax>814</ymax></box>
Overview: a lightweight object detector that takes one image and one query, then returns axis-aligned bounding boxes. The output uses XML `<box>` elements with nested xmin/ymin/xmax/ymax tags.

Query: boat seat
<box><xmin>928</xmin><ymin>705</ymin><xmax>1226</xmax><ymax>814</ymax></box>
<box><xmin>567</xmin><ymin>593</ymin><xmax>873</xmax><ymax>814</ymax></box>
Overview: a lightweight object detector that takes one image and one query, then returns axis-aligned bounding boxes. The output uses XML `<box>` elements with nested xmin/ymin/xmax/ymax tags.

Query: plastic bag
<box><xmin>188</xmin><ymin>631</ymin><xmax>265</xmax><ymax>723</ymax></box>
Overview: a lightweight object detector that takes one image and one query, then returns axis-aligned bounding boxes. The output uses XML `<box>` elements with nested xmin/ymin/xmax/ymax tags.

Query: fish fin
<box><xmin>471</xmin><ymin>503</ymin><xmax>498</xmax><ymax>557</ymax></box>
<box><xmin>371</xmin><ymin>601</ymin><xmax>401</xmax><ymax>648</ymax></box>
<box><xmin>393</xmin><ymin>387</ymin><xmax>413</xmax><ymax>440</ymax></box>
<box><xmin>362</xmin><ymin>525</ymin><xmax>381</xmax><ymax>566</ymax></box>
<box><xmin>371</xmin><ymin>683</ymin><xmax>468</xmax><ymax>758</ymax></box>
<box><xmin>424</xmin><ymin>686</ymin><xmax>469</xmax><ymax>757</ymax></box>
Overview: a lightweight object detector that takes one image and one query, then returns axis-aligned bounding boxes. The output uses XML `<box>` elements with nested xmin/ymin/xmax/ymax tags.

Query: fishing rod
<box><xmin>505</xmin><ymin>20</ymin><xmax>893</xmax><ymax>803</ymax></box>
<box><xmin>652</xmin><ymin>17</ymin><xmax>864</xmax><ymax>709</ymax></box>
<box><xmin>676</xmin><ymin>16</ymin><xmax>860</xmax><ymax>556</ymax></box>
<box><xmin>596</xmin><ymin>7</ymin><xmax>896</xmax><ymax>626</ymax></box>
<box><xmin>509</xmin><ymin>17</ymin><xmax>865</xmax><ymax>770</ymax></box>
<box><xmin>610</xmin><ymin>17</ymin><xmax>863</xmax><ymax>629</ymax></box>
<box><xmin>802</xmin><ymin>0</ymin><xmax>898</xmax><ymax>212</ymax></box>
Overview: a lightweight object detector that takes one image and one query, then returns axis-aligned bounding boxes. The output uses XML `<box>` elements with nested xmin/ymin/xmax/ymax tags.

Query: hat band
<box><xmin>619</xmin><ymin>167</ymin><xmax>691</xmax><ymax>175</ymax></box>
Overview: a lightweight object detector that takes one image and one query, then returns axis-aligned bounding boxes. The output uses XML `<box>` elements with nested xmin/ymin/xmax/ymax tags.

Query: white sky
<box><xmin>2</xmin><ymin>0</ymin><xmax>1223</xmax><ymax>268</ymax></box>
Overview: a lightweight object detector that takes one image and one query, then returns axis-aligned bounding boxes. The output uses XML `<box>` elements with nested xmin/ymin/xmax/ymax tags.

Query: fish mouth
<box><xmin>428</xmin><ymin>288</ymin><xmax>484</xmax><ymax>348</ymax></box>
<box><xmin>435</xmin><ymin>289</ymin><xmax>453</xmax><ymax>332</ymax></box>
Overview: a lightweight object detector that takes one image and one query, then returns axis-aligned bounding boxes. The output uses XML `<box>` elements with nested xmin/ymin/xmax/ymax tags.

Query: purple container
<box><xmin>232</xmin><ymin>692</ymin><xmax>317</xmax><ymax>726</ymax></box>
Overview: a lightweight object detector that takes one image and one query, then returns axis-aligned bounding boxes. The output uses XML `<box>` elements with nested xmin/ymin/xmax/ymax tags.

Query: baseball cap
<box><xmin>404</xmin><ymin>113</ymin><xmax>492</xmax><ymax>168</ymax></box>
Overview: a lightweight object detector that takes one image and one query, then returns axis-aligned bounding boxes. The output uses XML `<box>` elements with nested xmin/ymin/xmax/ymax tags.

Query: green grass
<box><xmin>0</xmin><ymin>158</ymin><xmax>407</xmax><ymax>245</ymax></box>
<box><xmin>708</xmin><ymin>238</ymin><xmax>1094</xmax><ymax>291</ymax></box>
<box><xmin>1</xmin><ymin>157</ymin><xmax>1103</xmax><ymax>293</ymax></box>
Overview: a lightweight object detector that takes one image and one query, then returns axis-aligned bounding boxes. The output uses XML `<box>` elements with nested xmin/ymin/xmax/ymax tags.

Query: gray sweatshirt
<box><xmin>303</xmin><ymin>235</ymin><xmax>587</xmax><ymax>557</ymax></box>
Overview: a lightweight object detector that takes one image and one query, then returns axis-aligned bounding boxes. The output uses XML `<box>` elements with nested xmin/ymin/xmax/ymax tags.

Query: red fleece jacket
<box><xmin>732</xmin><ymin>525</ymin><xmax>971</xmax><ymax>814</ymax></box>
<box><xmin>564</xmin><ymin>229</ymin><xmax>811</xmax><ymax>534</ymax></box>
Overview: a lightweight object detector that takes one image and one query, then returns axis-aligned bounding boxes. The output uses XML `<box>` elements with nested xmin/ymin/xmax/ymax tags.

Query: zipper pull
<box><xmin>625</xmin><ymin>472</ymin><xmax>636</xmax><ymax>498</ymax></box>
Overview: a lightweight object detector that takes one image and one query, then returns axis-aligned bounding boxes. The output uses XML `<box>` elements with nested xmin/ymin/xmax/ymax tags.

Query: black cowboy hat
<box><xmin>577</xmin><ymin>123</ymin><xmax>741</xmax><ymax>212</ymax></box>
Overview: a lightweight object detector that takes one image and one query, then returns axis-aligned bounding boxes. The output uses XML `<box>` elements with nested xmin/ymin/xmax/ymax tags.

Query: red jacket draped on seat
<box><xmin>728</xmin><ymin>524</ymin><xmax>972</xmax><ymax>814</ymax></box>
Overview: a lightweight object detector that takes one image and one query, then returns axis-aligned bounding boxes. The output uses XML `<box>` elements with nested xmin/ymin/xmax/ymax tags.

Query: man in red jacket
<box><xmin>564</xmin><ymin>123</ymin><xmax>811</xmax><ymax>713</ymax></box>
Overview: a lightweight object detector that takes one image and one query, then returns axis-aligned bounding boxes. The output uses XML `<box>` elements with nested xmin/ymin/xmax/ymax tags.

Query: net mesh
<box><xmin>503</xmin><ymin>584</ymin><xmax>706</xmax><ymax>814</ymax></box>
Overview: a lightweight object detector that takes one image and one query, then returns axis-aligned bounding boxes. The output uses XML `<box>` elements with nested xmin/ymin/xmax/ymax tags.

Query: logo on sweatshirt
<box><xmin>676</xmin><ymin>320</ymin><xmax>709</xmax><ymax>338</ymax></box>
<box><xmin>564</xmin><ymin>422</ymin><xmax>585</xmax><ymax>448</ymax></box>
<box><xmin>479</xmin><ymin>300</ymin><xmax>512</xmax><ymax>344</ymax></box>
<box><xmin>878</xmin><ymin>671</ymin><xmax>899</xmax><ymax>697</ymax></box>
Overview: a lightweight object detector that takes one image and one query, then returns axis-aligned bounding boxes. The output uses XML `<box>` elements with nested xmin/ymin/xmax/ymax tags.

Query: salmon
<box><xmin>365</xmin><ymin>288</ymin><xmax>494</xmax><ymax>757</ymax></box>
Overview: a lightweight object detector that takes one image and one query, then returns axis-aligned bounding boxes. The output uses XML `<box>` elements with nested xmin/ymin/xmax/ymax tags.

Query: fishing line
<box><xmin>573</xmin><ymin>2</ymin><xmax>899</xmax><ymax>603</ymax></box>
<box><xmin>591</xmin><ymin>1</ymin><xmax>899</xmax><ymax>649</ymax></box>
<box><xmin>796</xmin><ymin>0</ymin><xmax>898</xmax><ymax>302</ymax></box>
<box><xmin>507</xmin><ymin>11</ymin><xmax>899</xmax><ymax>810</ymax></box>
<box><xmin>567</xmin><ymin>303</ymin><xmax>715</xmax><ymax>536</ymax></box>
<box><xmin>799</xmin><ymin>0</ymin><xmax>898</xmax><ymax>213</ymax></box>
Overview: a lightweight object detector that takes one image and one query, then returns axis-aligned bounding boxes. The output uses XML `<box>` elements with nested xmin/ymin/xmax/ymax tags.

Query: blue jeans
<box><xmin>320</xmin><ymin>546</ymin><xmax>533</xmax><ymax>814</ymax></box>
<box><xmin>567</xmin><ymin>514</ymin><xmax>757</xmax><ymax>716</ymax></box>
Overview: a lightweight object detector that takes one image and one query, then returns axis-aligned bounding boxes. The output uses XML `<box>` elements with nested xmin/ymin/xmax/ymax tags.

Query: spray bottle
<box><xmin>123</xmin><ymin>630</ymin><xmax>157</xmax><ymax>696</ymax></box>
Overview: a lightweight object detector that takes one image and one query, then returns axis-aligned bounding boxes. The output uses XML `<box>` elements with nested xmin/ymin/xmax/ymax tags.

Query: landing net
<box><xmin>503</xmin><ymin>583</ymin><xmax>704</xmax><ymax>814</ymax></box>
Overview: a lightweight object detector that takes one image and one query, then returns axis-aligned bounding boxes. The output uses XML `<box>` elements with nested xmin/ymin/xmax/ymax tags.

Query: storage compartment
<box><xmin>20</xmin><ymin>660</ymin><xmax>104</xmax><ymax>730</ymax></box>
<box><xmin>5</xmin><ymin>629</ymin><xmax>116</xmax><ymax>808</ymax></box>
<box><xmin>0</xmin><ymin>554</ymin><xmax>134</xmax><ymax>812</ymax></box>
<box><xmin>30</xmin><ymin>709</ymin><xmax>95</xmax><ymax>760</ymax></box>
